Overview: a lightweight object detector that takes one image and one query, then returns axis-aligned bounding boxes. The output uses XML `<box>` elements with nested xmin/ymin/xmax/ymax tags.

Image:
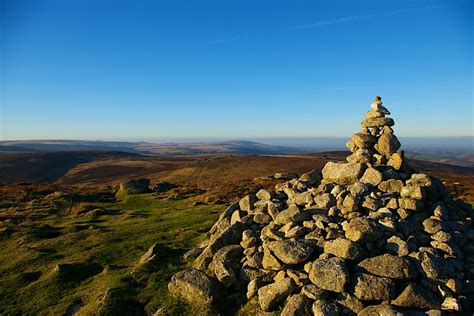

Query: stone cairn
<box><xmin>168</xmin><ymin>97</ymin><xmax>474</xmax><ymax>315</ymax></box>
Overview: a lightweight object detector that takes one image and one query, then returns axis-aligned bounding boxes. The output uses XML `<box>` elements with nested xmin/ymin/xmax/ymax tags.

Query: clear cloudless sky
<box><xmin>1</xmin><ymin>0</ymin><xmax>472</xmax><ymax>141</ymax></box>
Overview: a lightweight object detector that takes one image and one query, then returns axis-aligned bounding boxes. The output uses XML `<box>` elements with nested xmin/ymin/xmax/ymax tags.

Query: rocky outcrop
<box><xmin>167</xmin><ymin>96</ymin><xmax>474</xmax><ymax>314</ymax></box>
<box><xmin>118</xmin><ymin>179</ymin><xmax>150</xmax><ymax>194</ymax></box>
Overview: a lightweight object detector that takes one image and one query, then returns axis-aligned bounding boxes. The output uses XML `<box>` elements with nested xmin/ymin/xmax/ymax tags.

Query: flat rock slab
<box><xmin>362</xmin><ymin>117</ymin><xmax>394</xmax><ymax>128</ymax></box>
<box><xmin>267</xmin><ymin>239</ymin><xmax>314</xmax><ymax>265</ymax></box>
<box><xmin>322</xmin><ymin>162</ymin><xmax>365</xmax><ymax>185</ymax></box>
<box><xmin>354</xmin><ymin>273</ymin><xmax>396</xmax><ymax>301</ymax></box>
<box><xmin>309</xmin><ymin>257</ymin><xmax>349</xmax><ymax>293</ymax></box>
<box><xmin>357</xmin><ymin>254</ymin><xmax>417</xmax><ymax>279</ymax></box>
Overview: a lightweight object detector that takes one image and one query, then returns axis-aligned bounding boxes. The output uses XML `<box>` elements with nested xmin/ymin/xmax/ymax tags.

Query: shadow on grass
<box><xmin>29</xmin><ymin>224</ymin><xmax>62</xmax><ymax>239</ymax></box>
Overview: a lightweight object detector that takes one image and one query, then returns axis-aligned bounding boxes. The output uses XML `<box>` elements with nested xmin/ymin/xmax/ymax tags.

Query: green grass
<box><xmin>0</xmin><ymin>193</ymin><xmax>224</xmax><ymax>315</ymax></box>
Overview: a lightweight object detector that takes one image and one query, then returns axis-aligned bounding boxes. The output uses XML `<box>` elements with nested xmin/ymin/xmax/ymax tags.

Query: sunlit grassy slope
<box><xmin>0</xmin><ymin>193</ymin><xmax>225</xmax><ymax>315</ymax></box>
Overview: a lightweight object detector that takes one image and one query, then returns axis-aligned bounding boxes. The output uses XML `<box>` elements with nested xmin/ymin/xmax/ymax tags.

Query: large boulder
<box><xmin>322</xmin><ymin>162</ymin><xmax>365</xmax><ymax>185</ymax></box>
<box><xmin>118</xmin><ymin>179</ymin><xmax>150</xmax><ymax>194</ymax></box>
<box><xmin>168</xmin><ymin>269</ymin><xmax>222</xmax><ymax>308</ymax></box>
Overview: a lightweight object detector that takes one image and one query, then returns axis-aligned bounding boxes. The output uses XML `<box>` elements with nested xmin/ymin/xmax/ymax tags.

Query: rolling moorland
<box><xmin>0</xmin><ymin>141</ymin><xmax>473</xmax><ymax>315</ymax></box>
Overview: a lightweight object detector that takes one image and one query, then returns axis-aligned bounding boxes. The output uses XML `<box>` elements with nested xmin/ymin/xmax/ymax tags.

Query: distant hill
<box><xmin>0</xmin><ymin>151</ymin><xmax>142</xmax><ymax>183</ymax></box>
<box><xmin>0</xmin><ymin>140</ymin><xmax>145</xmax><ymax>154</ymax></box>
<box><xmin>1</xmin><ymin>139</ymin><xmax>472</xmax><ymax>167</ymax></box>
<box><xmin>0</xmin><ymin>139</ymin><xmax>306</xmax><ymax>156</ymax></box>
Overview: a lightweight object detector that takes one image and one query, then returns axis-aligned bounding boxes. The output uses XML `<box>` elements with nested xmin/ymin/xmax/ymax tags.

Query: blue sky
<box><xmin>1</xmin><ymin>0</ymin><xmax>472</xmax><ymax>141</ymax></box>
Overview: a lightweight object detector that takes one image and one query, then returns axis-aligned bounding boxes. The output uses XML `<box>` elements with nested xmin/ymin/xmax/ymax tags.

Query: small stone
<box><xmin>253</xmin><ymin>213</ymin><xmax>272</xmax><ymax>225</ymax></box>
<box><xmin>286</xmin><ymin>269</ymin><xmax>308</xmax><ymax>286</ymax></box>
<box><xmin>213</xmin><ymin>260</ymin><xmax>236</xmax><ymax>288</ymax></box>
<box><xmin>398</xmin><ymin>198</ymin><xmax>424</xmax><ymax>211</ymax></box>
<box><xmin>386</xmin><ymin>198</ymin><xmax>398</xmax><ymax>209</ymax></box>
<box><xmin>240</xmin><ymin>237</ymin><xmax>256</xmax><ymax>249</ymax></box>
<box><xmin>245</xmin><ymin>252</ymin><xmax>264</xmax><ymax>268</ymax></box>
<box><xmin>314</xmin><ymin>193</ymin><xmax>336</xmax><ymax>209</ymax></box>
<box><xmin>378</xmin><ymin>179</ymin><xmax>403</xmax><ymax>193</ymax></box>
<box><xmin>377</xmin><ymin>133</ymin><xmax>401</xmax><ymax>156</ymax></box>
<box><xmin>246</xmin><ymin>279</ymin><xmax>263</xmax><ymax>299</ymax></box>
<box><xmin>312</xmin><ymin>300</ymin><xmax>341</xmax><ymax>316</ymax></box>
<box><xmin>360</xmin><ymin>167</ymin><xmax>383</xmax><ymax>186</ymax></box>
<box><xmin>299</xmin><ymin>170</ymin><xmax>322</xmax><ymax>186</ymax></box>
<box><xmin>274</xmin><ymin>270</ymin><xmax>287</xmax><ymax>282</ymax></box>
<box><xmin>285</xmin><ymin>225</ymin><xmax>308</xmax><ymax>239</ymax></box>
<box><xmin>358</xmin><ymin>305</ymin><xmax>400</xmax><ymax>316</ymax></box>
<box><xmin>335</xmin><ymin>293</ymin><xmax>364</xmax><ymax>314</ymax></box>
<box><xmin>239</xmin><ymin>194</ymin><xmax>257</xmax><ymax>212</ymax></box>
<box><xmin>274</xmin><ymin>206</ymin><xmax>310</xmax><ymax>225</ymax></box>
<box><xmin>441</xmin><ymin>297</ymin><xmax>461</xmax><ymax>312</ymax></box>
<box><xmin>342</xmin><ymin>194</ymin><xmax>359</xmax><ymax>213</ymax></box>
<box><xmin>351</xmin><ymin>133</ymin><xmax>377</xmax><ymax>149</ymax></box>
<box><xmin>256</xmin><ymin>189</ymin><xmax>275</xmax><ymax>201</ymax></box>
<box><xmin>138</xmin><ymin>243</ymin><xmax>167</xmax><ymax>265</ymax></box>
<box><xmin>267</xmin><ymin>239</ymin><xmax>314</xmax><ymax>265</ymax></box>
<box><xmin>397</xmin><ymin>208</ymin><xmax>412</xmax><ymax>219</ymax></box>
<box><xmin>301</xmin><ymin>284</ymin><xmax>330</xmax><ymax>300</ymax></box>
<box><xmin>323</xmin><ymin>238</ymin><xmax>367</xmax><ymax>260</ymax></box>
<box><xmin>381</xmin><ymin>125</ymin><xmax>393</xmax><ymax>134</ymax></box>
<box><xmin>346</xmin><ymin>139</ymin><xmax>357</xmax><ymax>152</ymax></box>
<box><xmin>387</xmin><ymin>151</ymin><xmax>404</xmax><ymax>170</ymax></box>
<box><xmin>262</xmin><ymin>247</ymin><xmax>284</xmax><ymax>270</ymax></box>
<box><xmin>407</xmin><ymin>173</ymin><xmax>432</xmax><ymax>187</ymax></box>
<box><xmin>401</xmin><ymin>185</ymin><xmax>425</xmax><ymax>200</ymax></box>
<box><xmin>386</xmin><ymin>236</ymin><xmax>410</xmax><ymax>256</ymax></box>
<box><xmin>281</xmin><ymin>294</ymin><xmax>312</xmax><ymax>316</ymax></box>
<box><xmin>423</xmin><ymin>218</ymin><xmax>444</xmax><ymax>234</ymax></box>
<box><xmin>230</xmin><ymin>210</ymin><xmax>243</xmax><ymax>225</ymax></box>
<box><xmin>344</xmin><ymin>217</ymin><xmax>383</xmax><ymax>243</ymax></box>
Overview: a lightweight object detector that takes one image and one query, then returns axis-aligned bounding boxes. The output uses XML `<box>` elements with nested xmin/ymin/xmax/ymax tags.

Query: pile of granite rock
<box><xmin>168</xmin><ymin>97</ymin><xmax>474</xmax><ymax>315</ymax></box>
